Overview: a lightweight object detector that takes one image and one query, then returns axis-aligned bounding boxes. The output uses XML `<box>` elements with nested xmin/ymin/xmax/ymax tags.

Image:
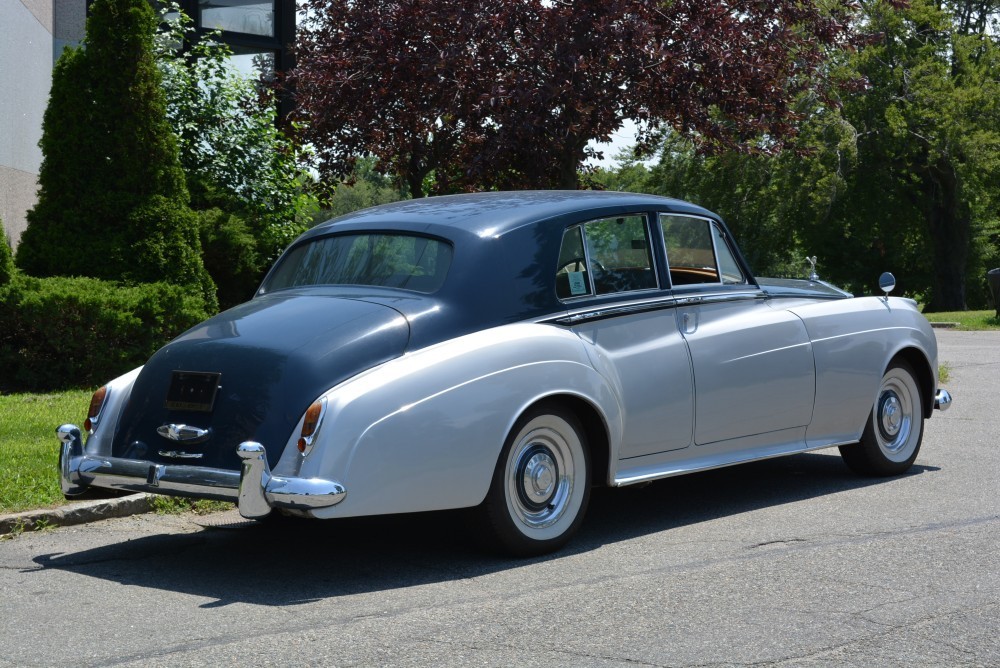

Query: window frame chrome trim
<box><xmin>658</xmin><ymin>213</ymin><xmax>749</xmax><ymax>289</ymax></box>
<box><xmin>557</xmin><ymin>213</ymin><xmax>661</xmax><ymax>303</ymax></box>
<box><xmin>546</xmin><ymin>290</ymin><xmax>766</xmax><ymax>326</ymax></box>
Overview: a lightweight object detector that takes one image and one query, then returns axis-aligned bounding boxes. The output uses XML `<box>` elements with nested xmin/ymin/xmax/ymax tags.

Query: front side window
<box><xmin>264</xmin><ymin>233</ymin><xmax>453</xmax><ymax>294</ymax></box>
<box><xmin>555</xmin><ymin>215</ymin><xmax>657</xmax><ymax>299</ymax></box>
<box><xmin>660</xmin><ymin>214</ymin><xmax>745</xmax><ymax>286</ymax></box>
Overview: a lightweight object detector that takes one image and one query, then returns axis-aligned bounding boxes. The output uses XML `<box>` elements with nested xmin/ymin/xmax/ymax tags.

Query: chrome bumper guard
<box><xmin>57</xmin><ymin>425</ymin><xmax>346</xmax><ymax>519</ymax></box>
<box><xmin>934</xmin><ymin>389</ymin><xmax>953</xmax><ymax>412</ymax></box>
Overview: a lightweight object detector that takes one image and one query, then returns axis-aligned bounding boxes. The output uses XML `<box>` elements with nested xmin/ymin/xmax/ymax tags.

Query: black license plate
<box><xmin>165</xmin><ymin>371</ymin><xmax>221</xmax><ymax>412</ymax></box>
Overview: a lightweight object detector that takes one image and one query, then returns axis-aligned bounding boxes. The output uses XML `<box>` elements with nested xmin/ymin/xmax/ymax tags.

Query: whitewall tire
<box><xmin>480</xmin><ymin>404</ymin><xmax>591</xmax><ymax>556</ymax></box>
<box><xmin>840</xmin><ymin>360</ymin><xmax>924</xmax><ymax>476</ymax></box>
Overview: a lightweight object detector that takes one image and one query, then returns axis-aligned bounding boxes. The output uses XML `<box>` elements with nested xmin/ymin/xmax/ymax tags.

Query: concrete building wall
<box><xmin>0</xmin><ymin>0</ymin><xmax>86</xmax><ymax>250</ymax></box>
<box><xmin>54</xmin><ymin>0</ymin><xmax>86</xmax><ymax>60</ymax></box>
<box><xmin>0</xmin><ymin>0</ymin><xmax>55</xmax><ymax>249</ymax></box>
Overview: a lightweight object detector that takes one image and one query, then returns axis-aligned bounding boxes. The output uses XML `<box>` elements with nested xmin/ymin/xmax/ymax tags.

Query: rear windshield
<box><xmin>263</xmin><ymin>233</ymin><xmax>453</xmax><ymax>294</ymax></box>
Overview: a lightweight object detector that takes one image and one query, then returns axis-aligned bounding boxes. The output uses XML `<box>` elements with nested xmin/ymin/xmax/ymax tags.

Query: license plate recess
<box><xmin>165</xmin><ymin>371</ymin><xmax>221</xmax><ymax>412</ymax></box>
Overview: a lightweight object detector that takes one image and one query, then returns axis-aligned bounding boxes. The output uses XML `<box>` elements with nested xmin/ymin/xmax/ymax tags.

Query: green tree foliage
<box><xmin>0</xmin><ymin>229</ymin><xmax>13</xmax><ymax>287</ymax></box>
<box><xmin>310</xmin><ymin>158</ymin><xmax>405</xmax><ymax>225</ymax></box>
<box><xmin>642</xmin><ymin>137</ymin><xmax>807</xmax><ymax>280</ymax></box>
<box><xmin>843</xmin><ymin>0</ymin><xmax>1000</xmax><ymax>309</ymax></box>
<box><xmin>640</xmin><ymin>1</ymin><xmax>1000</xmax><ymax>307</ymax></box>
<box><xmin>15</xmin><ymin>0</ymin><xmax>214</xmax><ymax>308</ymax></box>
<box><xmin>155</xmin><ymin>7</ymin><xmax>318</xmax><ymax>306</ymax></box>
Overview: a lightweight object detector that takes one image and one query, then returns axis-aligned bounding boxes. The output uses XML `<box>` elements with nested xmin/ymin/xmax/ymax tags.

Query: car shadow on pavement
<box><xmin>30</xmin><ymin>451</ymin><xmax>939</xmax><ymax>608</ymax></box>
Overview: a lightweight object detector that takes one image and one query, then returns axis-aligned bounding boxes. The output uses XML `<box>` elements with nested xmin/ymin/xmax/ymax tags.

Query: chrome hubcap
<box><xmin>880</xmin><ymin>393</ymin><xmax>902</xmax><ymax>437</ymax></box>
<box><xmin>506</xmin><ymin>422</ymin><xmax>577</xmax><ymax>531</ymax></box>
<box><xmin>520</xmin><ymin>449</ymin><xmax>557</xmax><ymax>509</ymax></box>
<box><xmin>874</xmin><ymin>376</ymin><xmax>914</xmax><ymax>456</ymax></box>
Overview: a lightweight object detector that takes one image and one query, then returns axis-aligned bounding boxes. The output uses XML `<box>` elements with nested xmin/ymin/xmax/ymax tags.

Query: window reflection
<box><xmin>228</xmin><ymin>47</ymin><xmax>275</xmax><ymax>79</ymax></box>
<box><xmin>199</xmin><ymin>0</ymin><xmax>275</xmax><ymax>37</ymax></box>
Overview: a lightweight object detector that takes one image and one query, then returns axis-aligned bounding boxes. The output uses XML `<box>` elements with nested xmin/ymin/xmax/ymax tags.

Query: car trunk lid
<box><xmin>111</xmin><ymin>293</ymin><xmax>410</xmax><ymax>470</ymax></box>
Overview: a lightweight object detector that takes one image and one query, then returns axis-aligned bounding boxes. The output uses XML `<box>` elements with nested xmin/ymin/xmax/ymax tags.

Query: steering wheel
<box><xmin>558</xmin><ymin>257</ymin><xmax>588</xmax><ymax>274</ymax></box>
<box><xmin>558</xmin><ymin>258</ymin><xmax>606</xmax><ymax>274</ymax></box>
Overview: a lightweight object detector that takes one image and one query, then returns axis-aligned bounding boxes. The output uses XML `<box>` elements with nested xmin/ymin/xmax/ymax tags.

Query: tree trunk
<box><xmin>555</xmin><ymin>140</ymin><xmax>588</xmax><ymax>190</ymax></box>
<box><xmin>923</xmin><ymin>158</ymin><xmax>970</xmax><ymax>312</ymax></box>
<box><xmin>405</xmin><ymin>153</ymin><xmax>428</xmax><ymax>199</ymax></box>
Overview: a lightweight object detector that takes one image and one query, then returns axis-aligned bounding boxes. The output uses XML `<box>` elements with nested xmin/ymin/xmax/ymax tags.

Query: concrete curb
<box><xmin>0</xmin><ymin>493</ymin><xmax>154</xmax><ymax>536</ymax></box>
<box><xmin>930</xmin><ymin>322</ymin><xmax>961</xmax><ymax>329</ymax></box>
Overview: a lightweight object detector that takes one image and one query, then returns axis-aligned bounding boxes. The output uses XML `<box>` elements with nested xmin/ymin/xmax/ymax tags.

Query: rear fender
<box><xmin>287</xmin><ymin>323</ymin><xmax>622</xmax><ymax>519</ymax></box>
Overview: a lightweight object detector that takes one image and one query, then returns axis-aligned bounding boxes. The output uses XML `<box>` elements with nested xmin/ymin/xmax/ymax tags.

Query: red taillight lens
<box><xmin>297</xmin><ymin>399</ymin><xmax>326</xmax><ymax>454</ymax></box>
<box><xmin>84</xmin><ymin>385</ymin><xmax>108</xmax><ymax>432</ymax></box>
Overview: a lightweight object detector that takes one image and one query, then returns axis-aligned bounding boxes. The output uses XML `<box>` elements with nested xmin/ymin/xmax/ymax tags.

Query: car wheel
<box><xmin>840</xmin><ymin>360</ymin><xmax>924</xmax><ymax>476</ymax></box>
<box><xmin>480</xmin><ymin>405</ymin><xmax>591</xmax><ymax>557</ymax></box>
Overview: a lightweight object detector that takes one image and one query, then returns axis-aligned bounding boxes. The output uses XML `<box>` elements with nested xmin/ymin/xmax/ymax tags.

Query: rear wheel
<box><xmin>840</xmin><ymin>360</ymin><xmax>924</xmax><ymax>476</ymax></box>
<box><xmin>479</xmin><ymin>405</ymin><xmax>590</xmax><ymax>557</ymax></box>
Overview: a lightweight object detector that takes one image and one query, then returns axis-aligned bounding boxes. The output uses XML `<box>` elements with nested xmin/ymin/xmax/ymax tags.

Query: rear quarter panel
<box><xmin>291</xmin><ymin>323</ymin><xmax>622</xmax><ymax>519</ymax></box>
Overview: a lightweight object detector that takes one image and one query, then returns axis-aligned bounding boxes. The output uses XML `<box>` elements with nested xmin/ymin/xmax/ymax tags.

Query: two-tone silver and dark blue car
<box><xmin>57</xmin><ymin>191</ymin><xmax>952</xmax><ymax>555</ymax></box>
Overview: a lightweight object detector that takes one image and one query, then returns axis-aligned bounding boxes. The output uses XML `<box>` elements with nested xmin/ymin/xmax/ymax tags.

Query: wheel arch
<box><xmin>520</xmin><ymin>394</ymin><xmax>612</xmax><ymax>489</ymax></box>
<box><xmin>889</xmin><ymin>346</ymin><xmax>935</xmax><ymax>419</ymax></box>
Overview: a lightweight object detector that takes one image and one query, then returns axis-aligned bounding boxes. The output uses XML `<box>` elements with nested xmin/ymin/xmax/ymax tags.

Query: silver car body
<box><xmin>57</xmin><ymin>192</ymin><xmax>947</xmax><ymax>548</ymax></box>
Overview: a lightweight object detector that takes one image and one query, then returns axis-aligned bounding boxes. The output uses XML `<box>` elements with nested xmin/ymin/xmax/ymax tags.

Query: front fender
<box><xmin>787</xmin><ymin>296</ymin><xmax>938</xmax><ymax>447</ymax></box>
<box><xmin>293</xmin><ymin>323</ymin><xmax>621</xmax><ymax>519</ymax></box>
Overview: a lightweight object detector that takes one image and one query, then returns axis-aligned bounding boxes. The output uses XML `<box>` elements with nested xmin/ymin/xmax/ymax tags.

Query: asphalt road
<box><xmin>1</xmin><ymin>329</ymin><xmax>997</xmax><ymax>667</ymax></box>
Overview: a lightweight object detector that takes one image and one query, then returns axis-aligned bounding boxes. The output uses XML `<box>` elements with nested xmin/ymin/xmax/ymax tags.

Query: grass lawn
<box><xmin>0</xmin><ymin>389</ymin><xmax>231</xmax><ymax>517</ymax></box>
<box><xmin>0</xmin><ymin>389</ymin><xmax>91</xmax><ymax>514</ymax></box>
<box><xmin>922</xmin><ymin>309</ymin><xmax>1000</xmax><ymax>330</ymax></box>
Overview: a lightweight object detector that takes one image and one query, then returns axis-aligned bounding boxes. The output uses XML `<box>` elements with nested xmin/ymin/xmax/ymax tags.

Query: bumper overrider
<box><xmin>57</xmin><ymin>425</ymin><xmax>346</xmax><ymax>519</ymax></box>
<box><xmin>935</xmin><ymin>389</ymin><xmax>953</xmax><ymax>412</ymax></box>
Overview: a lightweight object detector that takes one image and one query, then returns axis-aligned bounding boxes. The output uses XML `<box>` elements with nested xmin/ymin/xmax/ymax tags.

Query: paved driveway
<box><xmin>1</xmin><ymin>329</ymin><xmax>997</xmax><ymax>667</ymax></box>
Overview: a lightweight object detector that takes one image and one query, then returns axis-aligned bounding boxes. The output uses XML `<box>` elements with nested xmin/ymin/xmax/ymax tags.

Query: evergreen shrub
<box><xmin>0</xmin><ymin>231</ymin><xmax>13</xmax><ymax>286</ymax></box>
<box><xmin>0</xmin><ymin>275</ymin><xmax>212</xmax><ymax>392</ymax></box>
<box><xmin>15</xmin><ymin>0</ymin><xmax>213</xmax><ymax>305</ymax></box>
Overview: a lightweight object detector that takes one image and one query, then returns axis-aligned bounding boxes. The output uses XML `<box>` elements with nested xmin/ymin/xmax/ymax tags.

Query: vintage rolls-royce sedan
<box><xmin>57</xmin><ymin>191</ymin><xmax>951</xmax><ymax>555</ymax></box>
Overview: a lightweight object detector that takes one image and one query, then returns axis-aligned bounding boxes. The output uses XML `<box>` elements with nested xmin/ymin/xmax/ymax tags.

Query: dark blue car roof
<box><xmin>267</xmin><ymin>191</ymin><xmax>732</xmax><ymax>350</ymax></box>
<box><xmin>303</xmin><ymin>191</ymin><xmax>718</xmax><ymax>242</ymax></box>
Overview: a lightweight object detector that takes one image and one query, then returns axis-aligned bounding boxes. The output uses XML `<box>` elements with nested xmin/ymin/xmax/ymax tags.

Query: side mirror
<box><xmin>878</xmin><ymin>272</ymin><xmax>896</xmax><ymax>296</ymax></box>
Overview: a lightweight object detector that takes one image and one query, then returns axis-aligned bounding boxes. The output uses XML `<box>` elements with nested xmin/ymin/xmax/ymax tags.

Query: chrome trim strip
<box><xmin>158</xmin><ymin>450</ymin><xmax>205</xmax><ymax>459</ymax></box>
<box><xmin>613</xmin><ymin>439</ymin><xmax>854</xmax><ymax>487</ymax></box>
<box><xmin>548</xmin><ymin>290</ymin><xmax>766</xmax><ymax>326</ymax></box>
<box><xmin>552</xmin><ymin>297</ymin><xmax>679</xmax><ymax>325</ymax></box>
<box><xmin>683</xmin><ymin>291</ymin><xmax>765</xmax><ymax>305</ymax></box>
<box><xmin>56</xmin><ymin>425</ymin><xmax>346</xmax><ymax>515</ymax></box>
<box><xmin>934</xmin><ymin>389</ymin><xmax>953</xmax><ymax>411</ymax></box>
<box><xmin>760</xmin><ymin>291</ymin><xmax>851</xmax><ymax>301</ymax></box>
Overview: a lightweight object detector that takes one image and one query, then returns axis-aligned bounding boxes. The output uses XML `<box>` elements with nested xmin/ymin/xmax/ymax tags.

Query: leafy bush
<box><xmin>196</xmin><ymin>206</ymin><xmax>262</xmax><ymax>307</ymax></box>
<box><xmin>156</xmin><ymin>6</ymin><xmax>317</xmax><ymax>307</ymax></box>
<box><xmin>0</xmin><ymin>275</ymin><xmax>212</xmax><ymax>392</ymax></box>
<box><xmin>0</xmin><ymin>230</ymin><xmax>12</xmax><ymax>286</ymax></box>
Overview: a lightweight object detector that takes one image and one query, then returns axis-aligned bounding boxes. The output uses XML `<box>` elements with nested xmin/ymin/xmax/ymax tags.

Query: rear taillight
<box><xmin>84</xmin><ymin>385</ymin><xmax>108</xmax><ymax>433</ymax></box>
<box><xmin>297</xmin><ymin>397</ymin><xmax>327</xmax><ymax>456</ymax></box>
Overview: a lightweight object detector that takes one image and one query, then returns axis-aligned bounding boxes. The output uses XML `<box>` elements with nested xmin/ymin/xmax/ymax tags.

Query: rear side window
<box><xmin>264</xmin><ymin>233</ymin><xmax>453</xmax><ymax>293</ymax></box>
<box><xmin>556</xmin><ymin>215</ymin><xmax>657</xmax><ymax>299</ymax></box>
<box><xmin>660</xmin><ymin>214</ymin><xmax>745</xmax><ymax>286</ymax></box>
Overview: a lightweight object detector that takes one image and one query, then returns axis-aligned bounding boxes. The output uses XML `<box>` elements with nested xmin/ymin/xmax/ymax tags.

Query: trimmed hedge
<box><xmin>0</xmin><ymin>274</ymin><xmax>212</xmax><ymax>392</ymax></box>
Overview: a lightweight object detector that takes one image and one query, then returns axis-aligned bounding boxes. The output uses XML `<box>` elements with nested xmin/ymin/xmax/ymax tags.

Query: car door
<box><xmin>556</xmin><ymin>215</ymin><xmax>694</xmax><ymax>459</ymax></box>
<box><xmin>660</xmin><ymin>214</ymin><xmax>816</xmax><ymax>446</ymax></box>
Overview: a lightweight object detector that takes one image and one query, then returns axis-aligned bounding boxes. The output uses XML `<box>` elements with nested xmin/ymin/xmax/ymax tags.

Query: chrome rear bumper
<box><xmin>57</xmin><ymin>425</ymin><xmax>346</xmax><ymax>519</ymax></box>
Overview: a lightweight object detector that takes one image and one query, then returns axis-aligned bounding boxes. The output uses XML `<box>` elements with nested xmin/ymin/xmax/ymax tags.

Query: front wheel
<box><xmin>840</xmin><ymin>360</ymin><xmax>924</xmax><ymax>476</ymax></box>
<box><xmin>479</xmin><ymin>405</ymin><xmax>591</xmax><ymax>557</ymax></box>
